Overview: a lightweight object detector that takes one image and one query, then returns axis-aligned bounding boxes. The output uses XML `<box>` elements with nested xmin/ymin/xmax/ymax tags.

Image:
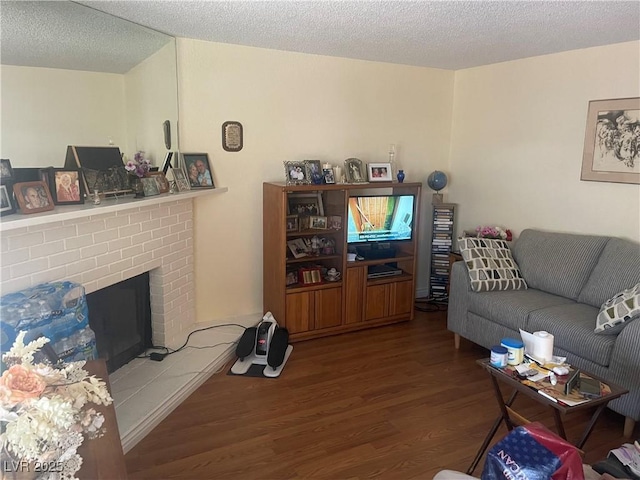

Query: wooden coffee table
<box><xmin>467</xmin><ymin>358</ymin><xmax>628</xmax><ymax>475</ymax></box>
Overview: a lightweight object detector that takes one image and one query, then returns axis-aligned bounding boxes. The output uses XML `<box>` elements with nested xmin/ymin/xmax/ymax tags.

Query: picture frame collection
<box><xmin>284</xmin><ymin>158</ymin><xmax>396</xmax><ymax>185</ymax></box>
<box><xmin>0</xmin><ymin>150</ymin><xmax>217</xmax><ymax>218</ymax></box>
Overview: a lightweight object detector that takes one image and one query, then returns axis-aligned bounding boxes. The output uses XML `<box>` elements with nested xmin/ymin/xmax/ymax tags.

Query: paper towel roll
<box><xmin>532</xmin><ymin>331</ymin><xmax>554</xmax><ymax>362</ymax></box>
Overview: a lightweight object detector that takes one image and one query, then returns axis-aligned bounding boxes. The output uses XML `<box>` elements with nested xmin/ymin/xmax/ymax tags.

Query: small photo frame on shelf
<box><xmin>146</xmin><ymin>171</ymin><xmax>170</xmax><ymax>194</ymax></box>
<box><xmin>287</xmin><ymin>192</ymin><xmax>324</xmax><ymax>216</ymax></box>
<box><xmin>299</xmin><ymin>267</ymin><xmax>322</xmax><ymax>285</ymax></box>
<box><xmin>367</xmin><ymin>163</ymin><xmax>393</xmax><ymax>182</ymax></box>
<box><xmin>344</xmin><ymin>158</ymin><xmax>366</xmax><ymax>183</ymax></box>
<box><xmin>304</xmin><ymin>160</ymin><xmax>322</xmax><ymax>182</ymax></box>
<box><xmin>310</xmin><ymin>215</ymin><xmax>327</xmax><ymax>229</ymax></box>
<box><xmin>299</xmin><ymin>216</ymin><xmax>310</xmax><ymax>231</ymax></box>
<box><xmin>13</xmin><ymin>181</ymin><xmax>54</xmax><ymax>214</ymax></box>
<box><xmin>328</xmin><ymin>215</ymin><xmax>342</xmax><ymax>230</ymax></box>
<box><xmin>0</xmin><ymin>183</ymin><xmax>16</xmax><ymax>216</ymax></box>
<box><xmin>322</xmin><ymin>167</ymin><xmax>335</xmax><ymax>184</ymax></box>
<box><xmin>286</xmin><ymin>215</ymin><xmax>299</xmax><ymax>233</ymax></box>
<box><xmin>287</xmin><ymin>238</ymin><xmax>309</xmax><ymax>259</ymax></box>
<box><xmin>141</xmin><ymin>177</ymin><xmax>160</xmax><ymax>197</ymax></box>
<box><xmin>1</xmin><ymin>159</ymin><xmax>14</xmax><ymax>183</ymax></box>
<box><xmin>183</xmin><ymin>153</ymin><xmax>215</xmax><ymax>188</ymax></box>
<box><xmin>48</xmin><ymin>169</ymin><xmax>84</xmax><ymax>205</ymax></box>
<box><xmin>172</xmin><ymin>167</ymin><xmax>191</xmax><ymax>192</ymax></box>
<box><xmin>284</xmin><ymin>161</ymin><xmax>308</xmax><ymax>185</ymax></box>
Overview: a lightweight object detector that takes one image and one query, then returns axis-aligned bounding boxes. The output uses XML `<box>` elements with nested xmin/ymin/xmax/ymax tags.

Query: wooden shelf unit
<box><xmin>263</xmin><ymin>181</ymin><xmax>421</xmax><ymax>341</ymax></box>
<box><xmin>429</xmin><ymin>202</ymin><xmax>456</xmax><ymax>302</ymax></box>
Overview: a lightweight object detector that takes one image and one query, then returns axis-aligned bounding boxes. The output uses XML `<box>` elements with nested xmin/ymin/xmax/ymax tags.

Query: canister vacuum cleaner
<box><xmin>231</xmin><ymin>312</ymin><xmax>292</xmax><ymax>378</ymax></box>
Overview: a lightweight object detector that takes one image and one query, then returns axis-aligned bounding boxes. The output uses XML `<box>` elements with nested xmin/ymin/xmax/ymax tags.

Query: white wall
<box><xmin>124</xmin><ymin>41</ymin><xmax>179</xmax><ymax>166</ymax></box>
<box><xmin>449</xmin><ymin>41</ymin><xmax>640</xmax><ymax>242</ymax></box>
<box><xmin>0</xmin><ymin>65</ymin><xmax>126</xmax><ymax>167</ymax></box>
<box><xmin>177</xmin><ymin>39</ymin><xmax>454</xmax><ymax>322</ymax></box>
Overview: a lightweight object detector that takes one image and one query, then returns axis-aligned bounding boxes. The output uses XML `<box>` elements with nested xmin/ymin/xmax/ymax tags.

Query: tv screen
<box><xmin>347</xmin><ymin>195</ymin><xmax>415</xmax><ymax>244</ymax></box>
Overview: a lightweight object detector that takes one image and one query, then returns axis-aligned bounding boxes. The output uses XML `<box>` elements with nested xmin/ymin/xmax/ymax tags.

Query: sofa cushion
<box><xmin>595</xmin><ymin>282</ymin><xmax>640</xmax><ymax>334</ymax></box>
<box><xmin>468</xmin><ymin>288</ymin><xmax>573</xmax><ymax>332</ymax></box>
<box><xmin>528</xmin><ymin>303</ymin><xmax>616</xmax><ymax>367</ymax></box>
<box><xmin>578</xmin><ymin>238</ymin><xmax>640</xmax><ymax>308</ymax></box>
<box><xmin>512</xmin><ymin>229</ymin><xmax>608</xmax><ymax>301</ymax></box>
<box><xmin>458</xmin><ymin>237</ymin><xmax>527</xmax><ymax>292</ymax></box>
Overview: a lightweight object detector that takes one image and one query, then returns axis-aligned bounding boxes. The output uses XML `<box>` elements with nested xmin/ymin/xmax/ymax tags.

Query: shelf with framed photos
<box><xmin>263</xmin><ymin>181</ymin><xmax>421</xmax><ymax>342</ymax></box>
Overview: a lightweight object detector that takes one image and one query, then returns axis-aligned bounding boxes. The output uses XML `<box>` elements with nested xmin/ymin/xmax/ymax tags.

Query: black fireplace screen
<box><xmin>87</xmin><ymin>272</ymin><xmax>152</xmax><ymax>373</ymax></box>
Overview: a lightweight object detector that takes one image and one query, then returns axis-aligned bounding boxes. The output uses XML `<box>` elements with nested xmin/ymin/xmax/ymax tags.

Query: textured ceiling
<box><xmin>83</xmin><ymin>0</ymin><xmax>640</xmax><ymax>70</ymax></box>
<box><xmin>0</xmin><ymin>1</ymin><xmax>172</xmax><ymax>74</ymax></box>
<box><xmin>2</xmin><ymin>1</ymin><xmax>639</xmax><ymax>73</ymax></box>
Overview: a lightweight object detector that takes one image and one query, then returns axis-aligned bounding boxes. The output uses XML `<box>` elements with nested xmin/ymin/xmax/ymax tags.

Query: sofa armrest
<box><xmin>610</xmin><ymin>318</ymin><xmax>640</xmax><ymax>390</ymax></box>
<box><xmin>447</xmin><ymin>260</ymin><xmax>471</xmax><ymax>338</ymax></box>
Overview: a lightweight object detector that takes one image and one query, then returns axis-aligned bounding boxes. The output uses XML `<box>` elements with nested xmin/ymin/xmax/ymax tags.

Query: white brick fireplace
<box><xmin>0</xmin><ymin>193</ymin><xmax>215</xmax><ymax>348</ymax></box>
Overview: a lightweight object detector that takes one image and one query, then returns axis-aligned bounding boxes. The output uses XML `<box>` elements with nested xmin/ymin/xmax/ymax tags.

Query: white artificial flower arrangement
<box><xmin>0</xmin><ymin>332</ymin><xmax>112</xmax><ymax>480</ymax></box>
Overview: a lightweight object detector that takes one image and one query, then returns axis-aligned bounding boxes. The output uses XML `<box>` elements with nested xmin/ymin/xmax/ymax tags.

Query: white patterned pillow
<box><xmin>458</xmin><ymin>237</ymin><xmax>528</xmax><ymax>292</ymax></box>
<box><xmin>595</xmin><ymin>282</ymin><xmax>640</xmax><ymax>334</ymax></box>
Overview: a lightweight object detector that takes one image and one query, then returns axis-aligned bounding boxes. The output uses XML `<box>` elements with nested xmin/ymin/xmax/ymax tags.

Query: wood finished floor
<box><xmin>125</xmin><ymin>309</ymin><xmax>632</xmax><ymax>479</ymax></box>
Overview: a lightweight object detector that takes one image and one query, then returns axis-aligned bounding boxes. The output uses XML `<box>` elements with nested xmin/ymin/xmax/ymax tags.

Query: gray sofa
<box><xmin>448</xmin><ymin>229</ymin><xmax>640</xmax><ymax>436</ymax></box>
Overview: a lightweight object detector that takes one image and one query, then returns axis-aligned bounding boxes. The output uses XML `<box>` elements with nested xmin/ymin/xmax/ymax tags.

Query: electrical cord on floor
<box><xmin>147</xmin><ymin>323</ymin><xmax>247</xmax><ymax>361</ymax></box>
<box><xmin>415</xmin><ymin>296</ymin><xmax>449</xmax><ymax>312</ymax></box>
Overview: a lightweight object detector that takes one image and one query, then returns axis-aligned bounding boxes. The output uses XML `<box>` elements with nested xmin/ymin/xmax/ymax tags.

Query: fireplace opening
<box><xmin>87</xmin><ymin>272</ymin><xmax>152</xmax><ymax>373</ymax></box>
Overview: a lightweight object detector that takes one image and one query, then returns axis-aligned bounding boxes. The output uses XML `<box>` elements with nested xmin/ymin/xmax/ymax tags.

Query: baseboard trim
<box><xmin>120</xmin><ymin>344</ymin><xmax>237</xmax><ymax>454</ymax></box>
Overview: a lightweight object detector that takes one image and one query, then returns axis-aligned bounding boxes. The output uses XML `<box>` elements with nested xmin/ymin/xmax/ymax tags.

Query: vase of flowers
<box><xmin>125</xmin><ymin>151</ymin><xmax>150</xmax><ymax>198</ymax></box>
<box><xmin>474</xmin><ymin>225</ymin><xmax>513</xmax><ymax>241</ymax></box>
<box><xmin>0</xmin><ymin>332</ymin><xmax>113</xmax><ymax>480</ymax></box>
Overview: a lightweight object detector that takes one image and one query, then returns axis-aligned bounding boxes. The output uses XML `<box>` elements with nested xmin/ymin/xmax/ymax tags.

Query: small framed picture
<box><xmin>323</xmin><ymin>168</ymin><xmax>335</xmax><ymax>184</ymax></box>
<box><xmin>344</xmin><ymin>158</ymin><xmax>366</xmax><ymax>183</ymax></box>
<box><xmin>310</xmin><ymin>215</ymin><xmax>328</xmax><ymax>229</ymax></box>
<box><xmin>141</xmin><ymin>177</ymin><xmax>160</xmax><ymax>197</ymax></box>
<box><xmin>284</xmin><ymin>161</ymin><xmax>308</xmax><ymax>185</ymax></box>
<box><xmin>49</xmin><ymin>169</ymin><xmax>84</xmax><ymax>205</ymax></box>
<box><xmin>183</xmin><ymin>153</ymin><xmax>215</xmax><ymax>188</ymax></box>
<box><xmin>287</xmin><ymin>192</ymin><xmax>324</xmax><ymax>216</ymax></box>
<box><xmin>304</xmin><ymin>160</ymin><xmax>322</xmax><ymax>182</ymax></box>
<box><xmin>0</xmin><ymin>183</ymin><xmax>16</xmax><ymax>216</ymax></box>
<box><xmin>287</xmin><ymin>238</ymin><xmax>309</xmax><ymax>259</ymax></box>
<box><xmin>172</xmin><ymin>167</ymin><xmax>191</xmax><ymax>192</ymax></box>
<box><xmin>1</xmin><ymin>159</ymin><xmax>14</xmax><ymax>183</ymax></box>
<box><xmin>299</xmin><ymin>216</ymin><xmax>310</xmax><ymax>231</ymax></box>
<box><xmin>367</xmin><ymin>163</ymin><xmax>393</xmax><ymax>182</ymax></box>
<box><xmin>146</xmin><ymin>171</ymin><xmax>170</xmax><ymax>194</ymax></box>
<box><xmin>328</xmin><ymin>215</ymin><xmax>342</xmax><ymax>230</ymax></box>
<box><xmin>286</xmin><ymin>215</ymin><xmax>299</xmax><ymax>233</ymax></box>
<box><xmin>13</xmin><ymin>181</ymin><xmax>54</xmax><ymax>214</ymax></box>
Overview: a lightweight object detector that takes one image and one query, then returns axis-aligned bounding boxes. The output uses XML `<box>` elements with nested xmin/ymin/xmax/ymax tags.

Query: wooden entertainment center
<box><xmin>263</xmin><ymin>181</ymin><xmax>421</xmax><ymax>341</ymax></box>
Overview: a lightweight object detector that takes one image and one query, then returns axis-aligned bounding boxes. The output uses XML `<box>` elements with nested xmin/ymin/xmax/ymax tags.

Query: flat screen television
<box><xmin>347</xmin><ymin>195</ymin><xmax>415</xmax><ymax>244</ymax></box>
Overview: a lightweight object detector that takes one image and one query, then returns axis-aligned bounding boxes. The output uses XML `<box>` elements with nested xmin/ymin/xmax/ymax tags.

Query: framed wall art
<box><xmin>344</xmin><ymin>158</ymin><xmax>366</xmax><ymax>183</ymax></box>
<box><xmin>13</xmin><ymin>181</ymin><xmax>54</xmax><ymax>214</ymax></box>
<box><xmin>183</xmin><ymin>153</ymin><xmax>215</xmax><ymax>188</ymax></box>
<box><xmin>222</xmin><ymin>121</ymin><xmax>243</xmax><ymax>152</ymax></box>
<box><xmin>581</xmin><ymin>97</ymin><xmax>640</xmax><ymax>184</ymax></box>
<box><xmin>284</xmin><ymin>161</ymin><xmax>308</xmax><ymax>185</ymax></box>
<box><xmin>367</xmin><ymin>163</ymin><xmax>393</xmax><ymax>182</ymax></box>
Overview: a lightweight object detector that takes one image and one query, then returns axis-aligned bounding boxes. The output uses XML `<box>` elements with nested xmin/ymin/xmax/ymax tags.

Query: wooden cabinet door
<box><xmin>390</xmin><ymin>280</ymin><xmax>413</xmax><ymax>316</ymax></box>
<box><xmin>345</xmin><ymin>267</ymin><xmax>365</xmax><ymax>324</ymax></box>
<box><xmin>285</xmin><ymin>291</ymin><xmax>313</xmax><ymax>334</ymax></box>
<box><xmin>314</xmin><ymin>287</ymin><xmax>342</xmax><ymax>330</ymax></box>
<box><xmin>365</xmin><ymin>284</ymin><xmax>389</xmax><ymax>321</ymax></box>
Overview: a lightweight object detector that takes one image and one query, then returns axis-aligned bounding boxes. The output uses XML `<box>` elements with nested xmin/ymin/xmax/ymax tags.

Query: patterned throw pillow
<box><xmin>458</xmin><ymin>237</ymin><xmax>528</xmax><ymax>292</ymax></box>
<box><xmin>594</xmin><ymin>282</ymin><xmax>640</xmax><ymax>335</ymax></box>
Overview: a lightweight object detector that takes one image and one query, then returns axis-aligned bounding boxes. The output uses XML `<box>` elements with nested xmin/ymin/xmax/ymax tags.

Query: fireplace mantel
<box><xmin>0</xmin><ymin>187</ymin><xmax>228</xmax><ymax>232</ymax></box>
